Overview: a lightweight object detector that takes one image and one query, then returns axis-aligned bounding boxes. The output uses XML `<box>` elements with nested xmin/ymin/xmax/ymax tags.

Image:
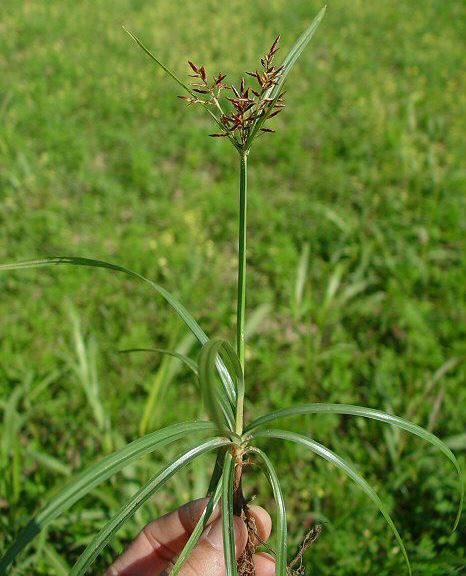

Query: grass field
<box><xmin>1</xmin><ymin>0</ymin><xmax>465</xmax><ymax>574</ymax></box>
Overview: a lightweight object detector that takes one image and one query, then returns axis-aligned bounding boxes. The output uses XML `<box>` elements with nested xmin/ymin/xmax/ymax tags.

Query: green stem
<box><xmin>235</xmin><ymin>152</ymin><xmax>248</xmax><ymax>434</ymax></box>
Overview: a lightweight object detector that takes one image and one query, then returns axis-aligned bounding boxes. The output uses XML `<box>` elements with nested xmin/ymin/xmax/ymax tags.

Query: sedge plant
<box><xmin>0</xmin><ymin>6</ymin><xmax>463</xmax><ymax>575</ymax></box>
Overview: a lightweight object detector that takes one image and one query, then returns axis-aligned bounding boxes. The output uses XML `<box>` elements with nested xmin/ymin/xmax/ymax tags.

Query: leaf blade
<box><xmin>0</xmin><ymin>421</ymin><xmax>215</xmax><ymax>573</ymax></box>
<box><xmin>70</xmin><ymin>437</ymin><xmax>231</xmax><ymax>575</ymax></box>
<box><xmin>222</xmin><ymin>452</ymin><xmax>237</xmax><ymax>576</ymax></box>
<box><xmin>170</xmin><ymin>476</ymin><xmax>223</xmax><ymax>576</ymax></box>
<box><xmin>123</xmin><ymin>28</ymin><xmax>239</xmax><ymax>150</ymax></box>
<box><xmin>198</xmin><ymin>339</ymin><xmax>238</xmax><ymax>431</ymax></box>
<box><xmin>246</xmin><ymin>5</ymin><xmax>326</xmax><ymax>147</ymax></box>
<box><xmin>250</xmin><ymin>448</ymin><xmax>287</xmax><ymax>576</ymax></box>
<box><xmin>245</xmin><ymin>402</ymin><xmax>464</xmax><ymax>530</ymax></box>
<box><xmin>270</xmin><ymin>5</ymin><xmax>327</xmax><ymax>100</ymax></box>
<box><xmin>0</xmin><ymin>257</ymin><xmax>237</xmax><ymax>415</ymax></box>
<box><xmin>253</xmin><ymin>429</ymin><xmax>412</xmax><ymax>576</ymax></box>
<box><xmin>119</xmin><ymin>347</ymin><xmax>198</xmax><ymax>375</ymax></box>
<box><xmin>123</xmin><ymin>27</ymin><xmax>194</xmax><ymax>95</ymax></box>
<box><xmin>0</xmin><ymin>257</ymin><xmax>208</xmax><ymax>345</ymax></box>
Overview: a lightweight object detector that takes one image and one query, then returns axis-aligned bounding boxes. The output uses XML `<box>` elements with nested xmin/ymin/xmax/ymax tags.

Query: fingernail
<box><xmin>205</xmin><ymin>518</ymin><xmax>224</xmax><ymax>549</ymax></box>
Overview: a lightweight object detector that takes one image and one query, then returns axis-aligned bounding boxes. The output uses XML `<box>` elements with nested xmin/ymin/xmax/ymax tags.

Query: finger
<box><xmin>247</xmin><ymin>505</ymin><xmax>272</xmax><ymax>542</ymax></box>
<box><xmin>254</xmin><ymin>552</ymin><xmax>276</xmax><ymax>576</ymax></box>
<box><xmin>106</xmin><ymin>498</ymin><xmax>220</xmax><ymax>576</ymax></box>
<box><xmin>174</xmin><ymin>515</ymin><xmax>248</xmax><ymax>576</ymax></box>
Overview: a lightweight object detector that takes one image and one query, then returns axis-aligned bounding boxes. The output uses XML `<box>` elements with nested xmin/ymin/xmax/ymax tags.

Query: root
<box><xmin>238</xmin><ymin>506</ymin><xmax>259</xmax><ymax>576</ymax></box>
<box><xmin>233</xmin><ymin>451</ymin><xmax>323</xmax><ymax>576</ymax></box>
<box><xmin>287</xmin><ymin>524</ymin><xmax>322</xmax><ymax>575</ymax></box>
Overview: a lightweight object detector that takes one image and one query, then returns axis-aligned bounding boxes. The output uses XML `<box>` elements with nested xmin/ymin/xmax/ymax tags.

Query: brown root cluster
<box><xmin>233</xmin><ymin>454</ymin><xmax>322</xmax><ymax>576</ymax></box>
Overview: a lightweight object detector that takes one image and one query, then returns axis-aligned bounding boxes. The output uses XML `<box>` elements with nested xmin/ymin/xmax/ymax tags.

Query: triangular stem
<box><xmin>235</xmin><ymin>151</ymin><xmax>248</xmax><ymax>435</ymax></box>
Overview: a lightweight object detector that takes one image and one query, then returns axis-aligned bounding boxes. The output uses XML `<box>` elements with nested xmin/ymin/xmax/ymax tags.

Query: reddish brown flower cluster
<box><xmin>178</xmin><ymin>36</ymin><xmax>286</xmax><ymax>148</ymax></box>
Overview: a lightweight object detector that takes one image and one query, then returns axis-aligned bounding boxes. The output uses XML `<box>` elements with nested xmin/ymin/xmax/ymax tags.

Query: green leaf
<box><xmin>0</xmin><ymin>257</ymin><xmax>209</xmax><ymax>345</ymax></box>
<box><xmin>245</xmin><ymin>402</ymin><xmax>464</xmax><ymax>530</ymax></box>
<box><xmin>70</xmin><ymin>437</ymin><xmax>231</xmax><ymax>575</ymax></box>
<box><xmin>270</xmin><ymin>5</ymin><xmax>327</xmax><ymax>100</ymax></box>
<box><xmin>119</xmin><ymin>348</ymin><xmax>198</xmax><ymax>375</ymax></box>
<box><xmin>222</xmin><ymin>451</ymin><xmax>237</xmax><ymax>576</ymax></box>
<box><xmin>170</xmin><ymin>477</ymin><xmax>223</xmax><ymax>576</ymax></box>
<box><xmin>0</xmin><ymin>257</ymin><xmax>237</xmax><ymax>417</ymax></box>
<box><xmin>198</xmin><ymin>339</ymin><xmax>239</xmax><ymax>432</ymax></box>
<box><xmin>253</xmin><ymin>429</ymin><xmax>412</xmax><ymax>576</ymax></box>
<box><xmin>250</xmin><ymin>448</ymin><xmax>287</xmax><ymax>576</ymax></box>
<box><xmin>123</xmin><ymin>28</ymin><xmax>240</xmax><ymax>150</ymax></box>
<box><xmin>123</xmin><ymin>27</ymin><xmax>195</xmax><ymax>96</ymax></box>
<box><xmin>0</xmin><ymin>421</ymin><xmax>215</xmax><ymax>573</ymax></box>
<box><xmin>246</xmin><ymin>5</ymin><xmax>326</xmax><ymax>147</ymax></box>
<box><xmin>212</xmin><ymin>339</ymin><xmax>245</xmax><ymax>432</ymax></box>
<box><xmin>207</xmin><ymin>447</ymin><xmax>227</xmax><ymax>497</ymax></box>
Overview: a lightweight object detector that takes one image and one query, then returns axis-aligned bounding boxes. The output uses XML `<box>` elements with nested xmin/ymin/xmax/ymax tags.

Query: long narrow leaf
<box><xmin>71</xmin><ymin>437</ymin><xmax>231</xmax><ymax>575</ymax></box>
<box><xmin>0</xmin><ymin>257</ymin><xmax>237</xmax><ymax>410</ymax></box>
<box><xmin>0</xmin><ymin>257</ymin><xmax>208</xmax><ymax>345</ymax></box>
<box><xmin>253</xmin><ymin>429</ymin><xmax>412</xmax><ymax>575</ymax></box>
<box><xmin>0</xmin><ymin>421</ymin><xmax>215</xmax><ymax>573</ymax></box>
<box><xmin>245</xmin><ymin>402</ymin><xmax>464</xmax><ymax>529</ymax></box>
<box><xmin>198</xmin><ymin>340</ymin><xmax>237</xmax><ymax>431</ymax></box>
<box><xmin>170</xmin><ymin>477</ymin><xmax>223</xmax><ymax>576</ymax></box>
<box><xmin>222</xmin><ymin>452</ymin><xmax>237</xmax><ymax>576</ymax></box>
<box><xmin>123</xmin><ymin>27</ymin><xmax>240</xmax><ymax>150</ymax></box>
<box><xmin>270</xmin><ymin>5</ymin><xmax>327</xmax><ymax>100</ymax></box>
<box><xmin>208</xmin><ymin>339</ymin><xmax>244</xmax><ymax>433</ymax></box>
<box><xmin>207</xmin><ymin>447</ymin><xmax>227</xmax><ymax>496</ymax></box>
<box><xmin>123</xmin><ymin>27</ymin><xmax>195</xmax><ymax>95</ymax></box>
<box><xmin>250</xmin><ymin>448</ymin><xmax>287</xmax><ymax>576</ymax></box>
<box><xmin>119</xmin><ymin>348</ymin><xmax>198</xmax><ymax>375</ymax></box>
<box><xmin>246</xmin><ymin>5</ymin><xmax>326</xmax><ymax>147</ymax></box>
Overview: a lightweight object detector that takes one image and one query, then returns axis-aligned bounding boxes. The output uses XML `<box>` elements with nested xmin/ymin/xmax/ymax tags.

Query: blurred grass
<box><xmin>0</xmin><ymin>0</ymin><xmax>465</xmax><ymax>574</ymax></box>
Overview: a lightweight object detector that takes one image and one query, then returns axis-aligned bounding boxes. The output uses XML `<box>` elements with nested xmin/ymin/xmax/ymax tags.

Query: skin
<box><xmin>106</xmin><ymin>498</ymin><xmax>276</xmax><ymax>576</ymax></box>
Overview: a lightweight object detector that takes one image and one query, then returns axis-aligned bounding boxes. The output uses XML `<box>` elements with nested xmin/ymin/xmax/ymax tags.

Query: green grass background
<box><xmin>1</xmin><ymin>0</ymin><xmax>465</xmax><ymax>573</ymax></box>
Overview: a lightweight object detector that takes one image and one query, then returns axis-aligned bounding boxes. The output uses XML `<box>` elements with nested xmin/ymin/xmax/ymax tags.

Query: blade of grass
<box><xmin>0</xmin><ymin>421</ymin><xmax>215</xmax><ymax>572</ymax></box>
<box><xmin>170</xmin><ymin>477</ymin><xmax>223</xmax><ymax>576</ymax></box>
<box><xmin>68</xmin><ymin>307</ymin><xmax>111</xmax><ymax>449</ymax></box>
<box><xmin>245</xmin><ymin>402</ymin><xmax>464</xmax><ymax>530</ymax></box>
<box><xmin>70</xmin><ymin>437</ymin><xmax>231</xmax><ymax>575</ymax></box>
<box><xmin>222</xmin><ymin>451</ymin><xmax>237</xmax><ymax>576</ymax></box>
<box><xmin>253</xmin><ymin>429</ymin><xmax>412</xmax><ymax>576</ymax></box>
<box><xmin>41</xmin><ymin>544</ymin><xmax>70</xmax><ymax>575</ymax></box>
<box><xmin>249</xmin><ymin>448</ymin><xmax>287</xmax><ymax>576</ymax></box>
<box><xmin>119</xmin><ymin>348</ymin><xmax>198</xmax><ymax>375</ymax></box>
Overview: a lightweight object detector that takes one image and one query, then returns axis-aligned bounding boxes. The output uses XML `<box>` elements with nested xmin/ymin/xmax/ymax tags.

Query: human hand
<box><xmin>106</xmin><ymin>498</ymin><xmax>276</xmax><ymax>576</ymax></box>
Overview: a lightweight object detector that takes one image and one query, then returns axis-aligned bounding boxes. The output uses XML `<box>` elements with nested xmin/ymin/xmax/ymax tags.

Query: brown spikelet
<box><xmin>180</xmin><ymin>32</ymin><xmax>286</xmax><ymax>147</ymax></box>
<box><xmin>270</xmin><ymin>34</ymin><xmax>280</xmax><ymax>55</ymax></box>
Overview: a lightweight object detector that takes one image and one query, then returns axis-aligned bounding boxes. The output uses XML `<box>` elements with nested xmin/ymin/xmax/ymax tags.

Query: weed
<box><xmin>0</xmin><ymin>5</ymin><xmax>463</xmax><ymax>576</ymax></box>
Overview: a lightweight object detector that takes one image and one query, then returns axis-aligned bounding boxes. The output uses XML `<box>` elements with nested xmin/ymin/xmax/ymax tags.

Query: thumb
<box><xmin>176</xmin><ymin>515</ymin><xmax>248</xmax><ymax>576</ymax></box>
